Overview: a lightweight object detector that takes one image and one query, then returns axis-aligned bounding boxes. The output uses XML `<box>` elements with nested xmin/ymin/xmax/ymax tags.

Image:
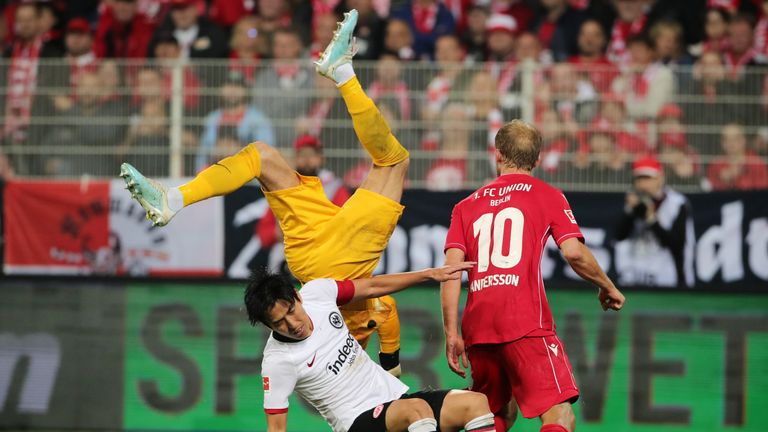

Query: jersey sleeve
<box><xmin>299</xmin><ymin>279</ymin><xmax>355</xmax><ymax>306</ymax></box>
<box><xmin>444</xmin><ymin>204</ymin><xmax>467</xmax><ymax>253</ymax></box>
<box><xmin>262</xmin><ymin>354</ymin><xmax>297</xmax><ymax>414</ymax></box>
<box><xmin>549</xmin><ymin>192</ymin><xmax>584</xmax><ymax>246</ymax></box>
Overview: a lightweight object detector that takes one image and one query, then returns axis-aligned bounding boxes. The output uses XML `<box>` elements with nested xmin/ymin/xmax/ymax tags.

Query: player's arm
<box><xmin>348</xmin><ymin>262</ymin><xmax>474</xmax><ymax>303</ymax></box>
<box><xmin>441</xmin><ymin>247</ymin><xmax>470</xmax><ymax>378</ymax></box>
<box><xmin>266</xmin><ymin>412</ymin><xmax>287</xmax><ymax>432</ymax></box>
<box><xmin>559</xmin><ymin>238</ymin><xmax>625</xmax><ymax>311</ymax></box>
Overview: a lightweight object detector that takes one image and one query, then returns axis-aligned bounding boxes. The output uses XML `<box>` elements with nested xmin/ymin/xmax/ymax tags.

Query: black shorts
<box><xmin>348</xmin><ymin>389</ymin><xmax>451</xmax><ymax>432</ymax></box>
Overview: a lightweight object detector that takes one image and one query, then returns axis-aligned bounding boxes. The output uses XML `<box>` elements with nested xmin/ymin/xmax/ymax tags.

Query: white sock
<box><xmin>407</xmin><ymin>418</ymin><xmax>437</xmax><ymax>432</ymax></box>
<box><xmin>465</xmin><ymin>413</ymin><xmax>495</xmax><ymax>431</ymax></box>
<box><xmin>334</xmin><ymin>63</ymin><xmax>355</xmax><ymax>86</ymax></box>
<box><xmin>167</xmin><ymin>187</ymin><xmax>185</xmax><ymax>212</ymax></box>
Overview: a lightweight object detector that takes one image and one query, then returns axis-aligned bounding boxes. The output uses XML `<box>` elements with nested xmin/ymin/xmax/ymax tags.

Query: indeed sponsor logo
<box><xmin>326</xmin><ymin>333</ymin><xmax>358</xmax><ymax>375</ymax></box>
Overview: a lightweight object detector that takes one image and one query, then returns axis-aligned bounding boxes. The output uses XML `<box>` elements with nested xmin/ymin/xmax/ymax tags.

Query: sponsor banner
<box><xmin>0</xmin><ymin>280</ymin><xmax>124</xmax><ymax>429</ymax></box>
<box><xmin>3</xmin><ymin>180</ymin><xmax>224</xmax><ymax>276</ymax></box>
<box><xmin>124</xmin><ymin>283</ymin><xmax>768</xmax><ymax>431</ymax></box>
<box><xmin>108</xmin><ymin>180</ymin><xmax>224</xmax><ymax>277</ymax></box>
<box><xmin>224</xmin><ymin>188</ymin><xmax>768</xmax><ymax>288</ymax></box>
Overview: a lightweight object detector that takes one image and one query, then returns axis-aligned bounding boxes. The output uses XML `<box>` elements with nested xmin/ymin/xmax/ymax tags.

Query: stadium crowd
<box><xmin>1</xmin><ymin>0</ymin><xmax>768</xmax><ymax>191</ymax></box>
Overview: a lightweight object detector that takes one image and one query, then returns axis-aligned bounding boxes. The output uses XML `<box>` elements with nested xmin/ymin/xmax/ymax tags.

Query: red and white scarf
<box><xmin>426</xmin><ymin>74</ymin><xmax>453</xmax><ymax>113</ymax></box>
<box><xmin>68</xmin><ymin>52</ymin><xmax>98</xmax><ymax>94</ymax></box>
<box><xmin>3</xmin><ymin>39</ymin><xmax>42</xmax><ymax>142</ymax></box>
<box><xmin>412</xmin><ymin>3</ymin><xmax>438</xmax><ymax>34</ymax></box>
<box><xmin>754</xmin><ymin>17</ymin><xmax>768</xmax><ymax>57</ymax></box>
<box><xmin>228</xmin><ymin>51</ymin><xmax>259</xmax><ymax>84</ymax></box>
<box><xmin>485</xmin><ymin>60</ymin><xmax>517</xmax><ymax>94</ymax></box>
<box><xmin>631</xmin><ymin>62</ymin><xmax>663</xmax><ymax>99</ymax></box>
<box><xmin>607</xmin><ymin>14</ymin><xmax>647</xmax><ymax>66</ymax></box>
<box><xmin>724</xmin><ymin>48</ymin><xmax>757</xmax><ymax>79</ymax></box>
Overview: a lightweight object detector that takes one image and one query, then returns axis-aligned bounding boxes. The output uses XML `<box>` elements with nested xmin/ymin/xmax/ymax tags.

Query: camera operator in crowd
<box><xmin>614</xmin><ymin>157</ymin><xmax>695</xmax><ymax>288</ymax></box>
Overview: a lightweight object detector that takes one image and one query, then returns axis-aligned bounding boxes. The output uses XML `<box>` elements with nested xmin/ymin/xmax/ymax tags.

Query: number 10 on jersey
<box><xmin>472</xmin><ymin>207</ymin><xmax>525</xmax><ymax>273</ymax></box>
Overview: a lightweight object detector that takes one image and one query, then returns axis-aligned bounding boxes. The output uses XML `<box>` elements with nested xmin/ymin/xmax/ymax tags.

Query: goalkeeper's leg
<box><xmin>120</xmin><ymin>142</ymin><xmax>298</xmax><ymax>226</ymax></box>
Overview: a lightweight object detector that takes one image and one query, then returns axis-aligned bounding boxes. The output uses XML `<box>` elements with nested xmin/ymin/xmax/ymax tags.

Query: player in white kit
<box><xmin>246</xmin><ymin>264</ymin><xmax>498</xmax><ymax>432</ymax></box>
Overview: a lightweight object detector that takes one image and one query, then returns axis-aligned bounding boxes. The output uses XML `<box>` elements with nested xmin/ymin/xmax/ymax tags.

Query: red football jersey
<box><xmin>444</xmin><ymin>173</ymin><xmax>584</xmax><ymax>347</ymax></box>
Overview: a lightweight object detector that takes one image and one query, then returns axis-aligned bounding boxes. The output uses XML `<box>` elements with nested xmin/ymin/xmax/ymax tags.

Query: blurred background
<box><xmin>0</xmin><ymin>0</ymin><xmax>766</xmax><ymax>431</ymax></box>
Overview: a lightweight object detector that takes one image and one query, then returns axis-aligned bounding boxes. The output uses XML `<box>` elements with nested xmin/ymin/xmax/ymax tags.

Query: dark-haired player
<box><xmin>441</xmin><ymin>120</ymin><xmax>625</xmax><ymax>432</ymax></box>
<box><xmin>246</xmin><ymin>264</ymin><xmax>496</xmax><ymax>432</ymax></box>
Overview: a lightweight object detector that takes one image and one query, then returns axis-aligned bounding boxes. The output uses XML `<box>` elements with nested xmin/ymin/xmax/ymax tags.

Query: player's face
<box><xmin>267</xmin><ymin>299</ymin><xmax>313</xmax><ymax>340</ymax></box>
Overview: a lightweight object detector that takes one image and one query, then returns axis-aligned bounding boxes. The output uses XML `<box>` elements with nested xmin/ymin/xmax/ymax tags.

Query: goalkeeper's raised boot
<box><xmin>314</xmin><ymin>9</ymin><xmax>358</xmax><ymax>82</ymax></box>
<box><xmin>119</xmin><ymin>162</ymin><xmax>177</xmax><ymax>227</ymax></box>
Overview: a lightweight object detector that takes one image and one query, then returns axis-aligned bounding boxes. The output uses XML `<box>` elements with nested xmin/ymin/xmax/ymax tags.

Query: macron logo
<box><xmin>548</xmin><ymin>343</ymin><xmax>559</xmax><ymax>357</ymax></box>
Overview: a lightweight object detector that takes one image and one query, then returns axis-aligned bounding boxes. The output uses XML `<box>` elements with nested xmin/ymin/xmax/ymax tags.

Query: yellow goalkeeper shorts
<box><xmin>263</xmin><ymin>174</ymin><xmax>404</xmax><ymax>283</ymax></box>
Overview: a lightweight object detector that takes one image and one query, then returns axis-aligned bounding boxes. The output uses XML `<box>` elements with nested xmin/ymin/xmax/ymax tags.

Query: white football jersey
<box><xmin>261</xmin><ymin>278</ymin><xmax>409</xmax><ymax>432</ymax></box>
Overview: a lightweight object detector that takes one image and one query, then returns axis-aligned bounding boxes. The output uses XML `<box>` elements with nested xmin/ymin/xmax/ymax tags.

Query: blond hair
<box><xmin>495</xmin><ymin>120</ymin><xmax>542</xmax><ymax>171</ymax></box>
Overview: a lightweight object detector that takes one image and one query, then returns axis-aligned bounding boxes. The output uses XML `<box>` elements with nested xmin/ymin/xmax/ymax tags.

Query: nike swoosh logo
<box><xmin>307</xmin><ymin>353</ymin><xmax>317</xmax><ymax>367</ymax></box>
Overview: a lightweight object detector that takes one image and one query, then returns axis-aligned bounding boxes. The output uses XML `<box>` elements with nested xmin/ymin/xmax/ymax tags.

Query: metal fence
<box><xmin>1</xmin><ymin>58</ymin><xmax>767</xmax><ymax>192</ymax></box>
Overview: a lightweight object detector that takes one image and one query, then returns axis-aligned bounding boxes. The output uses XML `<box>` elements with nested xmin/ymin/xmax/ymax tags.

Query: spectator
<box><xmin>606</xmin><ymin>0</ymin><xmax>651</xmax><ymax>66</ymax></box>
<box><xmin>425</xmin><ymin>103</ymin><xmax>472</xmax><ymax>190</ymax></box>
<box><xmin>98</xmin><ymin>60</ymin><xmax>126</xmax><ymax>105</ymax></box>
<box><xmin>485</xmin><ymin>14</ymin><xmax>517</xmax><ymax>93</ymax></box>
<box><xmin>535</xmin><ymin>108</ymin><xmax>580</xmax><ymax>178</ymax></box>
<box><xmin>659</xmin><ymin>138</ymin><xmax>702</xmax><ymax>190</ymax></box>
<box><xmin>611</xmin><ymin>34</ymin><xmax>674</xmax><ymax>120</ymax></box>
<box><xmin>383</xmin><ymin>18</ymin><xmax>416</xmax><ymax>60</ymax></box>
<box><xmin>460</xmin><ymin>5</ymin><xmax>489</xmax><ymax>61</ymax></box>
<box><xmin>1</xmin><ymin>3</ymin><xmax>62</xmax><ymax>153</ymax></box>
<box><xmin>614</xmin><ymin>156</ymin><xmax>696</xmax><ymax>288</ymax></box>
<box><xmin>253</xmin><ymin>27</ymin><xmax>313</xmax><ymax>146</ymax></box>
<box><xmin>37</xmin><ymin>1</ymin><xmax>62</xmax><ymax>52</ymax></box>
<box><xmin>94</xmin><ymin>0</ymin><xmax>155</xmax><ymax>59</ymax></box>
<box><xmin>531</xmin><ymin>0</ymin><xmax>587</xmax><ymax>62</ymax></box>
<box><xmin>572</xmin><ymin>130</ymin><xmax>632</xmax><ymax>185</ymax></box>
<box><xmin>208</xmin><ymin>0</ymin><xmax>257</xmax><ymax>27</ymax></box>
<box><xmin>149</xmin><ymin>0</ymin><xmax>228</xmax><ymax>60</ymax></box>
<box><xmin>228</xmin><ymin>16</ymin><xmax>266</xmax><ymax>85</ymax></box>
<box><xmin>537</xmin><ymin>62</ymin><xmax>599</xmax><ymax>125</ymax></box>
<box><xmin>367</xmin><ymin>54</ymin><xmax>412</xmax><ymax>121</ymax></box>
<box><xmin>680</xmin><ymin>51</ymin><xmax>739</xmax><ymax>151</ymax></box>
<box><xmin>64</xmin><ymin>18</ymin><xmax>98</xmax><ymax>92</ymax></box>
<box><xmin>723</xmin><ymin>14</ymin><xmax>765</xmax><ymax>79</ymax></box>
<box><xmin>423</xmin><ymin>34</ymin><xmax>465</xmax><ymax>125</ymax></box>
<box><xmin>310</xmin><ymin>12</ymin><xmax>339</xmax><ymax>59</ymax></box>
<box><xmin>700</xmin><ymin>7</ymin><xmax>730</xmax><ymax>53</ymax></box>
<box><xmin>120</xmin><ymin>67</ymin><xmax>169</xmax><ymax>177</ymax></box>
<box><xmin>463</xmin><ymin>70</ymin><xmax>504</xmax><ymax>166</ymax></box>
<box><xmin>152</xmin><ymin>32</ymin><xmax>202</xmax><ymax>112</ymax></box>
<box><xmin>257</xmin><ymin>0</ymin><xmax>294</xmax><ymax>57</ymax></box>
<box><xmin>568</xmin><ymin>19</ymin><xmax>618</xmax><ymax>93</ymax></box>
<box><xmin>650</xmin><ymin>20</ymin><xmax>694</xmax><ymax>66</ymax></box>
<box><xmin>196</xmin><ymin>71</ymin><xmax>275</xmax><ymax>172</ymax></box>
<box><xmin>590</xmin><ymin>92</ymin><xmax>647</xmax><ymax>154</ymax></box>
<box><xmin>489</xmin><ymin>0</ymin><xmax>534</xmax><ymax>31</ymax></box>
<box><xmin>340</xmin><ymin>0</ymin><xmax>385</xmax><ymax>59</ymax></box>
<box><xmin>391</xmin><ymin>0</ymin><xmax>456</xmax><ymax>60</ymax></box>
<box><xmin>706</xmin><ymin>123</ymin><xmax>768</xmax><ymax>190</ymax></box>
<box><xmin>42</xmin><ymin>71</ymin><xmax>127</xmax><ymax>176</ymax></box>
<box><xmin>295</xmin><ymin>71</ymin><xmax>346</xmax><ymax>144</ymax></box>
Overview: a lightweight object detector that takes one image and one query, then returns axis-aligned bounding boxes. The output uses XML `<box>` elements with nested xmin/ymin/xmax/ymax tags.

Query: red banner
<box><xmin>4</xmin><ymin>181</ymin><xmax>111</xmax><ymax>274</ymax></box>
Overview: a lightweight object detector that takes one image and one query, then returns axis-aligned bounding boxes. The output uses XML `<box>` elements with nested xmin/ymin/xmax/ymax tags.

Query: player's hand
<box><xmin>445</xmin><ymin>333</ymin><xmax>469</xmax><ymax>378</ymax></box>
<box><xmin>598</xmin><ymin>287</ymin><xmax>625</xmax><ymax>311</ymax></box>
<box><xmin>429</xmin><ymin>262</ymin><xmax>475</xmax><ymax>282</ymax></box>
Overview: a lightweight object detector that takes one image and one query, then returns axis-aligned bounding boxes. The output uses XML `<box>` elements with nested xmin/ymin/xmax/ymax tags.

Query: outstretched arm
<box><xmin>560</xmin><ymin>238</ymin><xmax>625</xmax><ymax>311</ymax></box>
<box><xmin>441</xmin><ymin>248</ymin><xmax>469</xmax><ymax>378</ymax></box>
<box><xmin>349</xmin><ymin>262</ymin><xmax>474</xmax><ymax>304</ymax></box>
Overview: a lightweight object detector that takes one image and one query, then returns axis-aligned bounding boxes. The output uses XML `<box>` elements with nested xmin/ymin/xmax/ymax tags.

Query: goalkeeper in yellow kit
<box><xmin>120</xmin><ymin>10</ymin><xmax>404</xmax><ymax>375</ymax></box>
